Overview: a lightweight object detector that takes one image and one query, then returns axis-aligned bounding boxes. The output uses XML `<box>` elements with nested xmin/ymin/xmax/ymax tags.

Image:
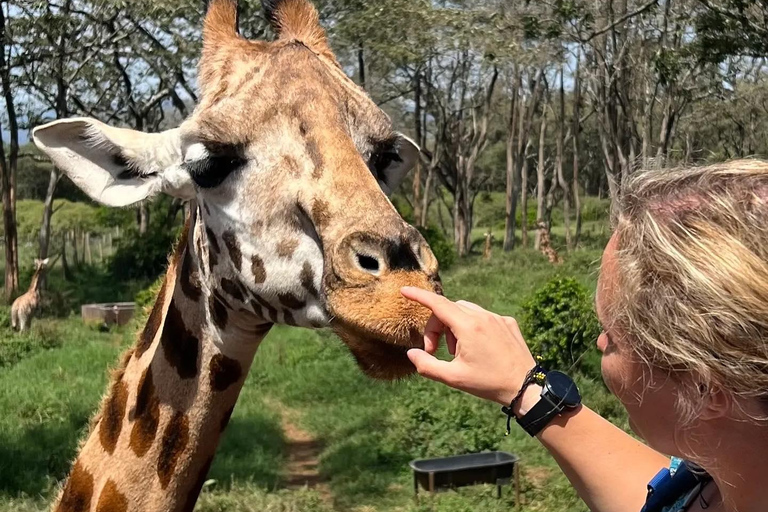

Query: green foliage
<box><xmin>417</xmin><ymin>225</ymin><xmax>456</xmax><ymax>270</ymax></box>
<box><xmin>135</xmin><ymin>275</ymin><xmax>165</xmax><ymax>311</ymax></box>
<box><xmin>521</xmin><ymin>276</ymin><xmax>602</xmax><ymax>376</ymax></box>
<box><xmin>0</xmin><ymin>310</ymin><xmax>62</xmax><ymax>369</ymax></box>
<box><xmin>109</xmin><ymin>224</ymin><xmax>180</xmax><ymax>282</ymax></box>
<box><xmin>393</xmin><ymin>378</ymin><xmax>500</xmax><ymax>458</ymax></box>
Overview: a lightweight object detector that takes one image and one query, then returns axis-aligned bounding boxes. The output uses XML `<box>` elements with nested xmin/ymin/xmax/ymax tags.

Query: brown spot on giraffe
<box><xmin>305</xmin><ymin>135</ymin><xmax>324</xmax><ymax>179</ymax></box>
<box><xmin>220</xmin><ymin>277</ymin><xmax>245</xmax><ymax>302</ymax></box>
<box><xmin>160</xmin><ymin>302</ymin><xmax>200</xmax><ymax>380</ymax></box>
<box><xmin>136</xmin><ymin>277</ymin><xmax>168</xmax><ymax>357</ymax></box>
<box><xmin>311</xmin><ymin>199</ymin><xmax>331</xmax><ymax>230</ymax></box>
<box><xmin>300</xmin><ymin>261</ymin><xmax>318</xmax><ymax>298</ymax></box>
<box><xmin>283</xmin><ymin>309</ymin><xmax>297</xmax><ymax>326</ymax></box>
<box><xmin>251</xmin><ymin>254</ymin><xmax>267</xmax><ymax>283</ymax></box>
<box><xmin>209</xmin><ymin>292</ymin><xmax>229</xmax><ymax>329</ymax></box>
<box><xmin>56</xmin><ymin>461</ymin><xmax>94</xmax><ymax>512</ymax></box>
<box><xmin>130</xmin><ymin>367</ymin><xmax>161</xmax><ymax>458</ymax></box>
<box><xmin>222</xmin><ymin>230</ymin><xmax>242</xmax><ymax>272</ymax></box>
<box><xmin>206</xmin><ymin>226</ymin><xmax>220</xmax><ymax>251</ymax></box>
<box><xmin>276</xmin><ymin>238</ymin><xmax>299</xmax><ymax>258</ymax></box>
<box><xmin>95</xmin><ymin>479</ymin><xmax>128</xmax><ymax>512</ymax></box>
<box><xmin>99</xmin><ymin>379</ymin><xmax>128</xmax><ymax>455</ymax></box>
<box><xmin>282</xmin><ymin>154</ymin><xmax>301</xmax><ymax>177</ymax></box>
<box><xmin>278</xmin><ymin>292</ymin><xmax>305</xmax><ymax>310</ymax></box>
<box><xmin>250</xmin><ymin>292</ymin><xmax>278</xmax><ymax>322</ymax></box>
<box><xmin>209</xmin><ymin>353</ymin><xmax>242</xmax><ymax>392</ymax></box>
<box><xmin>157</xmin><ymin>411</ymin><xmax>190</xmax><ymax>489</ymax></box>
<box><xmin>180</xmin><ymin>249</ymin><xmax>202</xmax><ymax>301</ymax></box>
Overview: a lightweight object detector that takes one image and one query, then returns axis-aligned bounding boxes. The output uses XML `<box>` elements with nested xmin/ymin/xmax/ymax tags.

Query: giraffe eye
<box><xmin>185</xmin><ymin>144</ymin><xmax>246</xmax><ymax>189</ymax></box>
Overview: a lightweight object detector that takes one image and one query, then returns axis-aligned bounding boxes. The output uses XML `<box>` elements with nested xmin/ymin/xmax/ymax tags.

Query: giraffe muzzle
<box><xmin>323</xmin><ymin>229</ymin><xmax>441</xmax><ymax>380</ymax></box>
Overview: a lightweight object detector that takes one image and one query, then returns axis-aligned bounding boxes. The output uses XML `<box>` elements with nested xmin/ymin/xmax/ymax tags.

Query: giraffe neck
<box><xmin>54</xmin><ymin>211</ymin><xmax>272</xmax><ymax>512</ymax></box>
<box><xmin>28</xmin><ymin>268</ymin><xmax>43</xmax><ymax>294</ymax></box>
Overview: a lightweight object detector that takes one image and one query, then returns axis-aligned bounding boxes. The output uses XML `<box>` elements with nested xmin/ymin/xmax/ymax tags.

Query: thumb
<box><xmin>407</xmin><ymin>349</ymin><xmax>456</xmax><ymax>385</ymax></box>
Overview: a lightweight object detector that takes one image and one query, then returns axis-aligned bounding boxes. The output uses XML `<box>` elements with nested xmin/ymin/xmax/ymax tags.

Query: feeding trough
<box><xmin>81</xmin><ymin>302</ymin><xmax>136</xmax><ymax>327</ymax></box>
<box><xmin>409</xmin><ymin>451</ymin><xmax>520</xmax><ymax>502</ymax></box>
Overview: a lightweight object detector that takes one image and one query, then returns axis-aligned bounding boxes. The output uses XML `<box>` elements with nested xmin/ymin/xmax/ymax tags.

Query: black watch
<box><xmin>517</xmin><ymin>370</ymin><xmax>581</xmax><ymax>436</ymax></box>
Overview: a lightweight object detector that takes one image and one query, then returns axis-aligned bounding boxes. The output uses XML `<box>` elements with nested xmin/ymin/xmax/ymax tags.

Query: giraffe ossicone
<box><xmin>32</xmin><ymin>0</ymin><xmax>440</xmax><ymax>510</ymax></box>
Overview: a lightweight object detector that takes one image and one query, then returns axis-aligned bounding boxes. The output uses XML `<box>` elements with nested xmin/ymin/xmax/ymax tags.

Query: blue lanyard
<box><xmin>640</xmin><ymin>460</ymin><xmax>710</xmax><ymax>512</ymax></box>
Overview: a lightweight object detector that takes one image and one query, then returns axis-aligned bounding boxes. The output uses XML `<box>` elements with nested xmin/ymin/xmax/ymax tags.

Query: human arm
<box><xmin>401</xmin><ymin>287</ymin><xmax>669</xmax><ymax>512</ymax></box>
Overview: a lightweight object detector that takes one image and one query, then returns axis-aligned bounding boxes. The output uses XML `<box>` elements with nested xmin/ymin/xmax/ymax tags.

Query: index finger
<box><xmin>401</xmin><ymin>287</ymin><xmax>471</xmax><ymax>329</ymax></box>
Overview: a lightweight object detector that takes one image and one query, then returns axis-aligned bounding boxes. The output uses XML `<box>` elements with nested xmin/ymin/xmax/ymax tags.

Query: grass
<box><xmin>0</xmin><ymin>194</ymin><xmax>621</xmax><ymax>512</ymax></box>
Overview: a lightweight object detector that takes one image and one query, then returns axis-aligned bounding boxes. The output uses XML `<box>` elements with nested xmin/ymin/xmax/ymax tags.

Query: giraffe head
<box><xmin>31</xmin><ymin>0</ymin><xmax>440</xmax><ymax>379</ymax></box>
<box><xmin>34</xmin><ymin>258</ymin><xmax>50</xmax><ymax>272</ymax></box>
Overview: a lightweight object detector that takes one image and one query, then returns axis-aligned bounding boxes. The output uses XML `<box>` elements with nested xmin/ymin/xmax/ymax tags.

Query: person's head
<box><xmin>596</xmin><ymin>160</ymin><xmax>768</xmax><ymax>458</ymax></box>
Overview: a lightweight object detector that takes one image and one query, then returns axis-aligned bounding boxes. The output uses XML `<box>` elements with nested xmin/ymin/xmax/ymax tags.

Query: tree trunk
<box><xmin>139</xmin><ymin>203</ymin><xmax>150</xmax><ymax>235</ymax></box>
<box><xmin>72</xmin><ymin>230</ymin><xmax>79</xmax><ymax>267</ymax></box>
<box><xmin>38</xmin><ymin>0</ymin><xmax>71</xmax><ymax>285</ymax></box>
<box><xmin>61</xmin><ymin>232</ymin><xmax>73</xmax><ymax>281</ymax></box>
<box><xmin>413</xmin><ymin>72</ymin><xmax>422</xmax><ymax>225</ymax></box>
<box><xmin>420</xmin><ymin>164</ymin><xmax>434</xmax><ymax>228</ymax></box>
<box><xmin>572</xmin><ymin>53</ymin><xmax>583</xmax><ymax>248</ymax></box>
<box><xmin>521</xmin><ymin>159</ymin><xmax>529</xmax><ymax>248</ymax></box>
<box><xmin>535</xmin><ymin>111</ymin><xmax>548</xmax><ymax>251</ymax></box>
<box><xmin>556</xmin><ymin>68</ymin><xmax>571</xmax><ymax>251</ymax></box>
<box><xmin>504</xmin><ymin>72</ymin><xmax>520</xmax><ymax>252</ymax></box>
<box><xmin>357</xmin><ymin>44</ymin><xmax>365</xmax><ymax>90</ymax></box>
<box><xmin>0</xmin><ymin>7</ymin><xmax>19</xmax><ymax>301</ymax></box>
<box><xmin>84</xmin><ymin>233</ymin><xmax>92</xmax><ymax>265</ymax></box>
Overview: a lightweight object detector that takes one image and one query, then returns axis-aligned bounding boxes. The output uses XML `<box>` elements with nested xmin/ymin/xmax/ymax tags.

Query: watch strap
<box><xmin>516</xmin><ymin>393</ymin><xmax>561</xmax><ymax>437</ymax></box>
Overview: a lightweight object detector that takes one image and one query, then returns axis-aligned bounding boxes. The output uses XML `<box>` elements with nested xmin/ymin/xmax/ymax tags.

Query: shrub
<box><xmin>390</xmin><ymin>378</ymin><xmax>500</xmax><ymax>458</ymax></box>
<box><xmin>109</xmin><ymin>224</ymin><xmax>180</xmax><ymax>281</ymax></box>
<box><xmin>135</xmin><ymin>274</ymin><xmax>165</xmax><ymax>312</ymax></box>
<box><xmin>417</xmin><ymin>225</ymin><xmax>456</xmax><ymax>270</ymax></box>
<box><xmin>521</xmin><ymin>276</ymin><xmax>602</xmax><ymax>377</ymax></box>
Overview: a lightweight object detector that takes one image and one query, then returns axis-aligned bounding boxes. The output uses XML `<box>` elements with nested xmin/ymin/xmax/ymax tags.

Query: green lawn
<box><xmin>0</xmin><ymin>241</ymin><xmax>624</xmax><ymax>512</ymax></box>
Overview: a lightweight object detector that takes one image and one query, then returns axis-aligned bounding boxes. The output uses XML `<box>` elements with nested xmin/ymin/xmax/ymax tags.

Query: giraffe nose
<box><xmin>343</xmin><ymin>230</ymin><xmax>430</xmax><ymax>277</ymax></box>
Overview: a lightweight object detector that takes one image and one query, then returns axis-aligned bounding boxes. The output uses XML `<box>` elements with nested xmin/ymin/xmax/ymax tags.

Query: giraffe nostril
<box><xmin>356</xmin><ymin>253</ymin><xmax>381</xmax><ymax>275</ymax></box>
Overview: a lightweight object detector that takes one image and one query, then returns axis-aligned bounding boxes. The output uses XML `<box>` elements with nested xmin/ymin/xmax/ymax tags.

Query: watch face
<box><xmin>545</xmin><ymin>371</ymin><xmax>581</xmax><ymax>407</ymax></box>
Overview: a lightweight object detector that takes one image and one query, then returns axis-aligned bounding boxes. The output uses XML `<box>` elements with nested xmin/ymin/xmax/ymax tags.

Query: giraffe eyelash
<box><xmin>184</xmin><ymin>144</ymin><xmax>247</xmax><ymax>189</ymax></box>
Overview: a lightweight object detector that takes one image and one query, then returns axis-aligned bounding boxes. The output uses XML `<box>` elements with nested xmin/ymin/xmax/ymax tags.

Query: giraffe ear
<box><xmin>376</xmin><ymin>134</ymin><xmax>420</xmax><ymax>196</ymax></box>
<box><xmin>32</xmin><ymin>117</ymin><xmax>195</xmax><ymax>207</ymax></box>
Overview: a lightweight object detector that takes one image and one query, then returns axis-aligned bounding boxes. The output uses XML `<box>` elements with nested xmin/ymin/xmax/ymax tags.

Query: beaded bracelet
<box><xmin>501</xmin><ymin>359</ymin><xmax>547</xmax><ymax>435</ymax></box>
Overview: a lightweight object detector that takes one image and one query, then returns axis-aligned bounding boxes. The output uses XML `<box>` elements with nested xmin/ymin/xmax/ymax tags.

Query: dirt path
<box><xmin>269</xmin><ymin>400</ymin><xmax>333</xmax><ymax>505</ymax></box>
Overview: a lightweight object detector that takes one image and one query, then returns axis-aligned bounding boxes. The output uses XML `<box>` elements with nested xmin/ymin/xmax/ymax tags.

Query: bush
<box><xmin>0</xmin><ymin>310</ymin><xmax>62</xmax><ymax>368</ymax></box>
<box><xmin>389</xmin><ymin>378</ymin><xmax>500</xmax><ymax>458</ymax></box>
<box><xmin>109</xmin><ymin>224</ymin><xmax>180</xmax><ymax>281</ymax></box>
<box><xmin>417</xmin><ymin>225</ymin><xmax>456</xmax><ymax>270</ymax></box>
<box><xmin>521</xmin><ymin>276</ymin><xmax>602</xmax><ymax>377</ymax></box>
<box><xmin>135</xmin><ymin>274</ymin><xmax>165</xmax><ymax>312</ymax></box>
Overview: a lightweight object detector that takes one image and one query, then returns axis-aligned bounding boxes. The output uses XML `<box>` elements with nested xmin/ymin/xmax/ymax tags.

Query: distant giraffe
<box><xmin>536</xmin><ymin>221</ymin><xmax>562</xmax><ymax>264</ymax></box>
<box><xmin>31</xmin><ymin>1</ymin><xmax>440</xmax><ymax>511</ymax></box>
<box><xmin>483</xmin><ymin>231</ymin><xmax>494</xmax><ymax>260</ymax></box>
<box><xmin>10</xmin><ymin>258</ymin><xmax>51</xmax><ymax>333</ymax></box>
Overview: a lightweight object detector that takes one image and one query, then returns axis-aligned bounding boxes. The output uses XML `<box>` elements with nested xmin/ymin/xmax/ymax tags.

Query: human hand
<box><xmin>401</xmin><ymin>287</ymin><xmax>537</xmax><ymax>407</ymax></box>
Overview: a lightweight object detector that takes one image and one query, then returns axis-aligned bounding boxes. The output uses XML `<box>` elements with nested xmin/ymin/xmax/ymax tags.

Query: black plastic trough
<box><xmin>409</xmin><ymin>451</ymin><xmax>520</xmax><ymax>500</ymax></box>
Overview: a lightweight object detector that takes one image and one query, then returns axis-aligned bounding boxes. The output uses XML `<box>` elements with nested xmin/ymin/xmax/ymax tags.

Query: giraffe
<box><xmin>482</xmin><ymin>231</ymin><xmax>494</xmax><ymax>260</ymax></box>
<box><xmin>31</xmin><ymin>1</ymin><xmax>441</xmax><ymax>510</ymax></box>
<box><xmin>10</xmin><ymin>257</ymin><xmax>51</xmax><ymax>332</ymax></box>
<box><xmin>536</xmin><ymin>221</ymin><xmax>563</xmax><ymax>264</ymax></box>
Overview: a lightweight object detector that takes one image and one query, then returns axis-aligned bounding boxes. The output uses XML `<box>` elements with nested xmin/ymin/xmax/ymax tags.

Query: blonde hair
<box><xmin>613</xmin><ymin>159</ymin><xmax>768</xmax><ymax>423</ymax></box>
